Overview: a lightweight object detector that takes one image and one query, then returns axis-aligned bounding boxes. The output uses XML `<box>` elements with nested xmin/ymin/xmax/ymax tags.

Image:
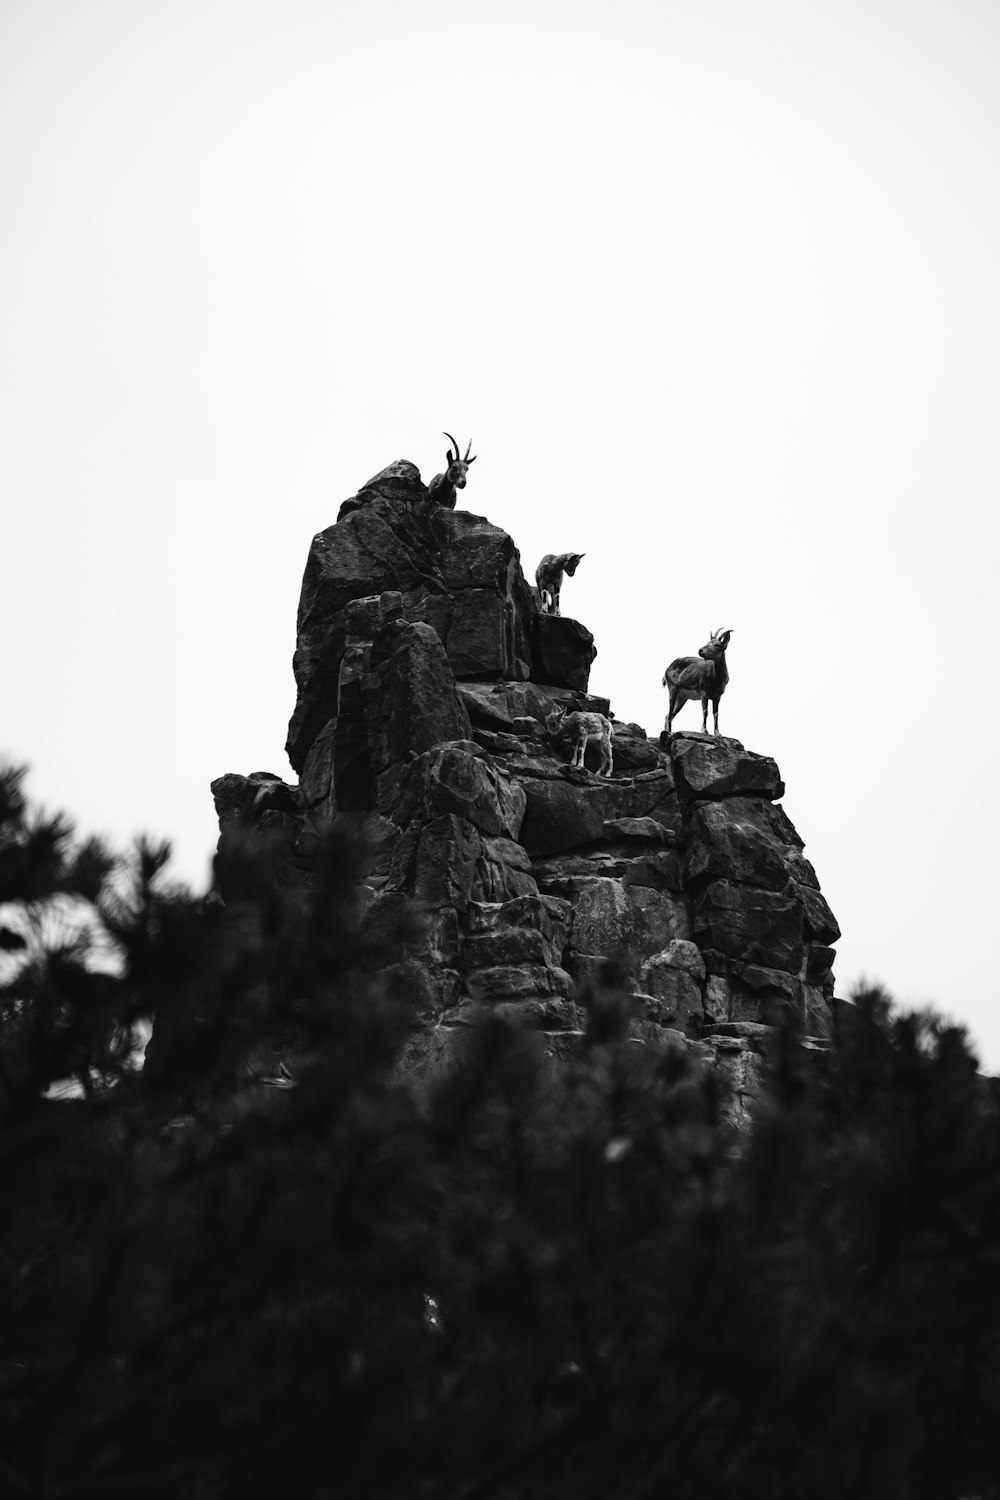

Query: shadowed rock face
<box><xmin>217</xmin><ymin>460</ymin><xmax>841</xmax><ymax>1120</ymax></box>
<box><xmin>287</xmin><ymin>463</ymin><xmax>544</xmax><ymax>772</ymax></box>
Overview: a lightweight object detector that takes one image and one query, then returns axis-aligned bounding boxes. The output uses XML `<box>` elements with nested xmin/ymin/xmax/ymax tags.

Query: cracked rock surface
<box><xmin>213</xmin><ymin>461</ymin><xmax>841</xmax><ymax>1120</ymax></box>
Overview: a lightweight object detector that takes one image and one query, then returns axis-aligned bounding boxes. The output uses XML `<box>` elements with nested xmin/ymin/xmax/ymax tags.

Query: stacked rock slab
<box><xmin>215</xmin><ymin>460</ymin><xmax>840</xmax><ymax>1114</ymax></box>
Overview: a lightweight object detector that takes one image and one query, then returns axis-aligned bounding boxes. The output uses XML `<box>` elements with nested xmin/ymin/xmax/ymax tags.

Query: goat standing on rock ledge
<box><xmin>535</xmin><ymin>552</ymin><xmax>585</xmax><ymax>616</ymax></box>
<box><xmin>428</xmin><ymin>433</ymin><xmax>475</xmax><ymax>508</ymax></box>
<box><xmin>546</xmin><ymin>706</ymin><xmax>614</xmax><ymax>777</ymax></box>
<box><xmin>662</xmin><ymin>628</ymin><xmax>733</xmax><ymax>736</ymax></box>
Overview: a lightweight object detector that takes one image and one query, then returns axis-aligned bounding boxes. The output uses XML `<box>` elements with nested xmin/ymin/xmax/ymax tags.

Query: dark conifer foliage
<box><xmin>2</xmin><ymin>765</ymin><xmax>1000</xmax><ymax>1500</ymax></box>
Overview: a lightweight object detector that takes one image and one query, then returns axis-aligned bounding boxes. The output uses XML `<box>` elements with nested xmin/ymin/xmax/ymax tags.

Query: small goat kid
<box><xmin>535</xmin><ymin>552</ymin><xmax>585</xmax><ymax>616</ymax></box>
<box><xmin>546</xmin><ymin>706</ymin><xmax>614</xmax><ymax>777</ymax></box>
<box><xmin>428</xmin><ymin>433</ymin><xmax>476</xmax><ymax>509</ymax></box>
<box><xmin>661</xmin><ymin>628</ymin><xmax>733</xmax><ymax>736</ymax></box>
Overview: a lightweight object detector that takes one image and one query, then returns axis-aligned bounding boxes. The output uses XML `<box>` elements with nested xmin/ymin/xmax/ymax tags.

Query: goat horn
<box><xmin>463</xmin><ymin>439</ymin><xmax>472</xmax><ymax>460</ymax></box>
<box><xmin>443</xmin><ymin>431</ymin><xmax>459</xmax><ymax>459</ymax></box>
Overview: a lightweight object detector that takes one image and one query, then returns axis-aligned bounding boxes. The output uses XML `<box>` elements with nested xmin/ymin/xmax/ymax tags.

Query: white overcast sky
<box><xmin>3</xmin><ymin>0</ymin><xmax>1000</xmax><ymax>1064</ymax></box>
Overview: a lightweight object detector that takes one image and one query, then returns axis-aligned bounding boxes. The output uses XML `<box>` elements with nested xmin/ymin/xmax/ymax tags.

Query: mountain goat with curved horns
<box><xmin>428</xmin><ymin>433</ymin><xmax>476</xmax><ymax>509</ymax></box>
<box><xmin>661</xmin><ymin>628</ymin><xmax>733</xmax><ymax>735</ymax></box>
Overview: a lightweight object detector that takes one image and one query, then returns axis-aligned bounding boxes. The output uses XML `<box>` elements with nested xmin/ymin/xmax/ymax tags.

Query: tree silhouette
<box><xmin>2</xmin><ymin>764</ymin><xmax>999</xmax><ymax>1500</ymax></box>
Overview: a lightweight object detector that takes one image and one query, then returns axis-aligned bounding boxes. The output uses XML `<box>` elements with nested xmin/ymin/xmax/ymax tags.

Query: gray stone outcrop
<box><xmin>214</xmin><ymin>460</ymin><xmax>841</xmax><ymax>1117</ymax></box>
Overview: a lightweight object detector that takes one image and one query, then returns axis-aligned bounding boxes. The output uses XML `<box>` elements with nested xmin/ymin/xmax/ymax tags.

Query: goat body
<box><xmin>535</xmin><ymin>552</ymin><xmax>585</xmax><ymax>616</ymax></box>
<box><xmin>547</xmin><ymin>707</ymin><xmax>613</xmax><ymax>776</ymax></box>
<box><xmin>661</xmin><ymin>628</ymin><xmax>733</xmax><ymax>735</ymax></box>
<box><xmin>428</xmin><ymin>432</ymin><xmax>475</xmax><ymax>509</ymax></box>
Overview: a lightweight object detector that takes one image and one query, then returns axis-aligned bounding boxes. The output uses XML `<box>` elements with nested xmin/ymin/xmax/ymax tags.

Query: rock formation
<box><xmin>212</xmin><ymin>459</ymin><xmax>840</xmax><ymax>1113</ymax></box>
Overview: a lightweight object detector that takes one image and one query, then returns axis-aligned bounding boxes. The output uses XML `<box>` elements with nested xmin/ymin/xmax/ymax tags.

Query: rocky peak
<box><xmin>214</xmin><ymin>461</ymin><xmax>840</xmax><ymax>1113</ymax></box>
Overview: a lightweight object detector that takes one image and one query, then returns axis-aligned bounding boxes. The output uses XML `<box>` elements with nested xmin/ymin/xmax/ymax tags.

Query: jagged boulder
<box><xmin>461</xmin><ymin>895</ymin><xmax>571</xmax><ymax>970</ymax></box>
<box><xmin>456</xmin><ymin>680</ymin><xmax>558</xmax><ymax>731</ymax></box>
<box><xmin>388</xmin><ymin>813</ymin><xmax>536</xmax><ymax>912</ymax></box>
<box><xmin>692</xmin><ymin>882</ymin><xmax>807</xmax><ymax>974</ymax></box>
<box><xmin>363</xmin><ymin>620</ymin><xmax>472</xmax><ymax>788</ymax></box>
<box><xmin>213</xmin><ymin>455</ymin><xmax>841</xmax><ymax>1090</ymax></box>
<box><xmin>686</xmin><ymin>798</ymin><xmax>805</xmax><ymax>891</ymax></box>
<box><xmin>394</xmin><ymin>743</ymin><xmax>526</xmax><ymax>841</ymax></box>
<box><xmin>211</xmin><ymin>770</ymin><xmax>301</xmax><ymax>832</ymax></box>
<box><xmin>669</xmin><ymin>732</ymin><xmax>784</xmax><ymax>800</ymax></box>
<box><xmin>519</xmin><ymin>769</ymin><xmax>682</xmax><ymax>856</ymax></box>
<box><xmin>533</xmin><ymin>614</ymin><xmax>597</xmax><ymax>691</ymax></box>
<box><xmin>640</xmin><ymin>940</ymin><xmax>706</xmax><ymax>1029</ymax></box>
<box><xmin>287</xmin><ymin>466</ymin><xmax>540</xmax><ymax>771</ymax></box>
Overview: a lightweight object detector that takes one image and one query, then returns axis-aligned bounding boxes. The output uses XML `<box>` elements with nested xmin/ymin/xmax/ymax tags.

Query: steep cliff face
<box><xmin>213</xmin><ymin>460</ymin><xmax>840</xmax><ymax>1104</ymax></box>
